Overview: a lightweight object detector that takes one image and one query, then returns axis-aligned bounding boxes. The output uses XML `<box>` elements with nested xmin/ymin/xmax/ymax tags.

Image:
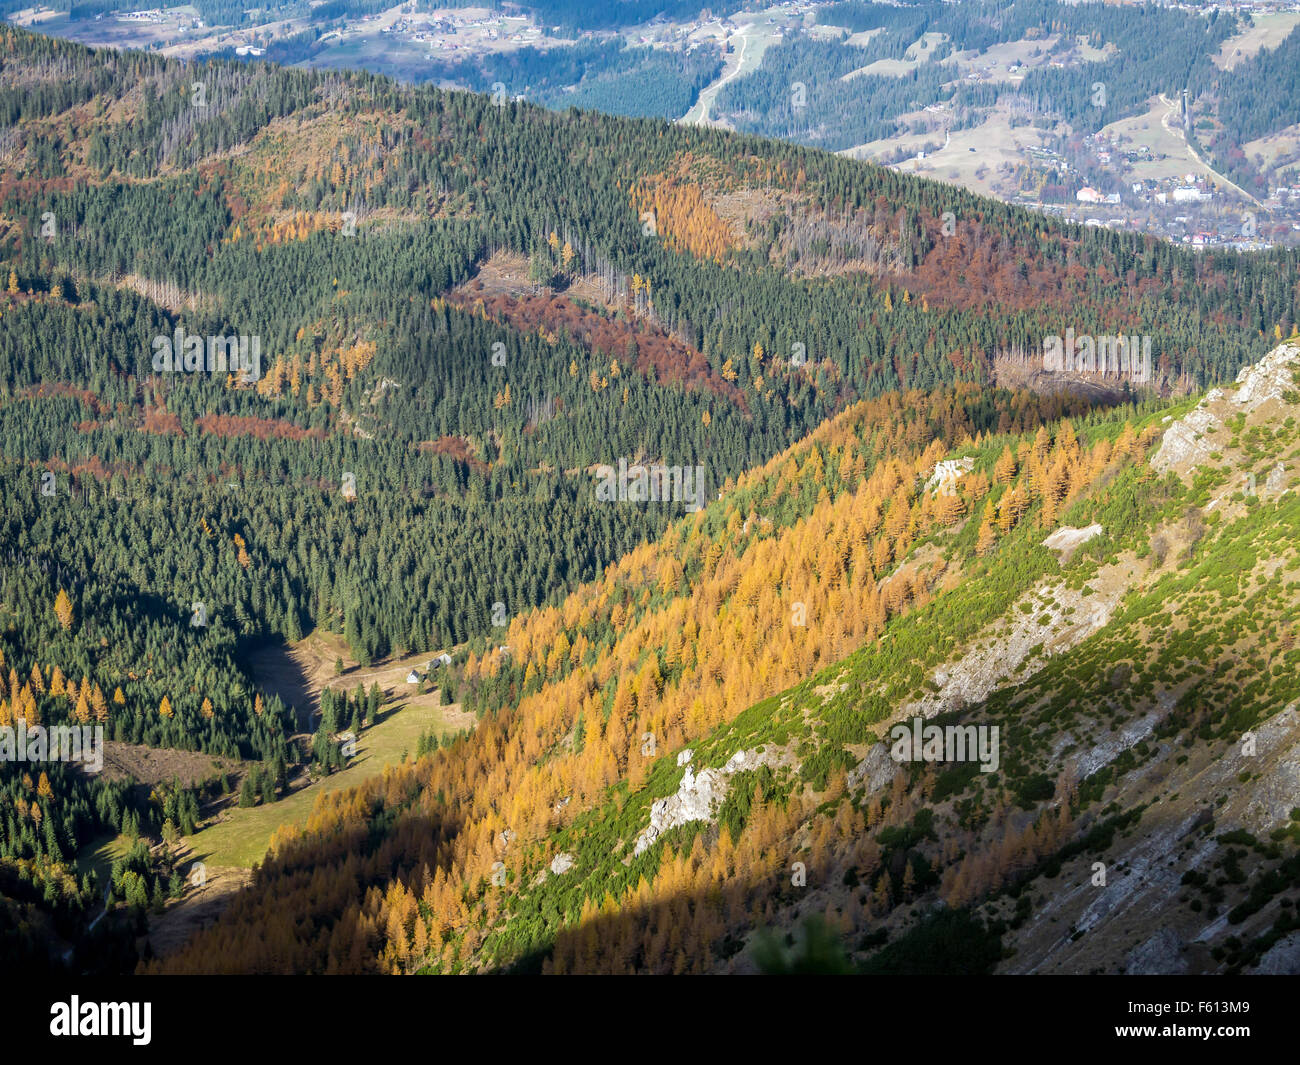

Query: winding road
<box><xmin>1158</xmin><ymin>92</ymin><xmax>1260</xmax><ymax>208</ymax></box>
<box><xmin>682</xmin><ymin>29</ymin><xmax>753</xmax><ymax>126</ymax></box>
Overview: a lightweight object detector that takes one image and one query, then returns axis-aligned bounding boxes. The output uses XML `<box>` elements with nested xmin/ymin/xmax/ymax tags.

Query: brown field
<box><xmin>1243</xmin><ymin>123</ymin><xmax>1300</xmax><ymax>180</ymax></box>
<box><xmin>1098</xmin><ymin>96</ymin><xmax>1206</xmax><ymax>183</ymax></box>
<box><xmin>99</xmin><ymin>743</ymin><xmax>240</xmax><ymax>788</ymax></box>
<box><xmin>846</xmin><ymin>104</ymin><xmax>1052</xmax><ymax>201</ymax></box>
<box><xmin>1215</xmin><ymin>12</ymin><xmax>1300</xmax><ymax>71</ymax></box>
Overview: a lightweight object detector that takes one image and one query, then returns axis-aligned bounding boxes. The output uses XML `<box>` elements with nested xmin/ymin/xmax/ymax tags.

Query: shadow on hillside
<box><xmin>143</xmin><ymin>811</ymin><xmax>466</xmax><ymax>974</ymax></box>
<box><xmin>149</xmin><ymin>778</ymin><xmax>1218</xmax><ymax>975</ymax></box>
<box><xmin>243</xmin><ymin>637</ymin><xmax>317</xmax><ymax>733</ymax></box>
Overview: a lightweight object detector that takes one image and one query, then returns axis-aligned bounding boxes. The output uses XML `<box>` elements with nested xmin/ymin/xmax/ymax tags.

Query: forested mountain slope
<box><xmin>152</xmin><ymin>342</ymin><xmax>1300</xmax><ymax>974</ymax></box>
<box><xmin>0</xmin><ymin>25</ymin><xmax>1297</xmax><ymax>972</ymax></box>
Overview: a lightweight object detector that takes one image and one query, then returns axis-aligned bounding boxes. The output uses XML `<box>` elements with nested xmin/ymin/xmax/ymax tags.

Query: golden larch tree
<box><xmin>54</xmin><ymin>588</ymin><xmax>74</xmax><ymax>631</ymax></box>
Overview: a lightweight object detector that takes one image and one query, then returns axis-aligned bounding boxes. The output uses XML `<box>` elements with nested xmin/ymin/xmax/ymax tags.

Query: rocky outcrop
<box><xmin>1123</xmin><ymin>927</ymin><xmax>1188</xmax><ymax>975</ymax></box>
<box><xmin>1254</xmin><ymin>932</ymin><xmax>1300</xmax><ymax>974</ymax></box>
<box><xmin>1240</xmin><ymin>703</ymin><xmax>1300</xmax><ymax>831</ymax></box>
<box><xmin>1230</xmin><ymin>342</ymin><xmax>1300</xmax><ymax>412</ymax></box>
<box><xmin>847</xmin><ymin>742</ymin><xmax>896</xmax><ymax>795</ymax></box>
<box><xmin>1150</xmin><ymin>403</ymin><xmax>1221</xmax><ymax>474</ymax></box>
<box><xmin>1008</xmin><ymin>699</ymin><xmax>1300</xmax><ymax>974</ymax></box>
<box><xmin>632</xmin><ymin>749</ymin><xmax>769</xmax><ymax>856</ymax></box>
<box><xmin>898</xmin><ymin>569</ymin><xmax>1126</xmax><ymax>722</ymax></box>
<box><xmin>926</xmin><ymin>456</ymin><xmax>975</xmax><ymax>495</ymax></box>
<box><xmin>1152</xmin><ymin>342</ymin><xmax>1300</xmax><ymax>475</ymax></box>
<box><xmin>1042</xmin><ymin>523</ymin><xmax>1103</xmax><ymax>562</ymax></box>
<box><xmin>1070</xmin><ymin>709</ymin><xmax>1162</xmax><ymax>780</ymax></box>
<box><xmin>1266</xmin><ymin>461</ymin><xmax>1287</xmax><ymax>494</ymax></box>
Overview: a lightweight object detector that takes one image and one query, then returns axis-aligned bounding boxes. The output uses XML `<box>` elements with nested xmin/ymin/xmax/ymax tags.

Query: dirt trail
<box><xmin>323</xmin><ymin>648</ymin><xmax>454</xmax><ymax>695</ymax></box>
<box><xmin>684</xmin><ymin>29</ymin><xmax>751</xmax><ymax>126</ymax></box>
<box><xmin>1158</xmin><ymin>93</ymin><xmax>1260</xmax><ymax>207</ymax></box>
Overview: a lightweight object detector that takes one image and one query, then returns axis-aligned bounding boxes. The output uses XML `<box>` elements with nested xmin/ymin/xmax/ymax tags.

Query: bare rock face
<box><xmin>549</xmin><ymin>852</ymin><xmax>575</xmax><ymax>875</ymax></box>
<box><xmin>1070</xmin><ymin>709</ymin><xmax>1162</xmax><ymax>780</ymax></box>
<box><xmin>1266</xmin><ymin>462</ymin><xmax>1287</xmax><ymax>494</ymax></box>
<box><xmin>1123</xmin><ymin>927</ymin><xmax>1188</xmax><ymax>975</ymax></box>
<box><xmin>1041</xmin><ymin>523</ymin><xmax>1103</xmax><ymax>562</ymax></box>
<box><xmin>1230</xmin><ymin>342</ymin><xmax>1300</xmax><ymax>412</ymax></box>
<box><xmin>1152</xmin><ymin>342</ymin><xmax>1300</xmax><ymax>476</ymax></box>
<box><xmin>925</xmin><ymin>456</ymin><xmax>975</xmax><ymax>496</ymax></box>
<box><xmin>847</xmin><ymin>742</ymin><xmax>896</xmax><ymax>795</ymax></box>
<box><xmin>1254</xmin><ymin>932</ymin><xmax>1300</xmax><ymax>974</ymax></box>
<box><xmin>1150</xmin><ymin>404</ymin><xmax>1221</xmax><ymax>474</ymax></box>
<box><xmin>632</xmin><ymin>749</ymin><xmax>768</xmax><ymax>856</ymax></box>
<box><xmin>1240</xmin><ymin>703</ymin><xmax>1300</xmax><ymax>831</ymax></box>
<box><xmin>897</xmin><ymin>568</ymin><xmax>1126</xmax><ymax>723</ymax></box>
